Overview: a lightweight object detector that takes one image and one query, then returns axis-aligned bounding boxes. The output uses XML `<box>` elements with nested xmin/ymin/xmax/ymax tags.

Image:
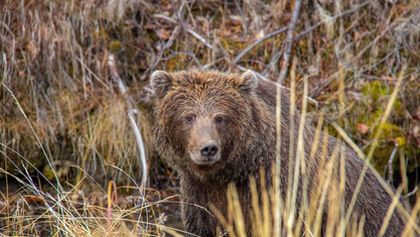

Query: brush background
<box><xmin>0</xmin><ymin>0</ymin><xmax>419</xmax><ymax>236</ymax></box>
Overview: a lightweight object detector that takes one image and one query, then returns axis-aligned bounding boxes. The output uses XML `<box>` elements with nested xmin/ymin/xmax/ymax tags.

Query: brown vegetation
<box><xmin>0</xmin><ymin>0</ymin><xmax>419</xmax><ymax>236</ymax></box>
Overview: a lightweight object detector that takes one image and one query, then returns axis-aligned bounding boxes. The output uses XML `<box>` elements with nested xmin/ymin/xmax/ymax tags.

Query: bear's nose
<box><xmin>200</xmin><ymin>144</ymin><xmax>219</xmax><ymax>158</ymax></box>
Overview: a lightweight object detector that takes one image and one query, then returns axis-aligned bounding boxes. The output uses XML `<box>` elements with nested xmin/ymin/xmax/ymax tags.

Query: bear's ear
<box><xmin>150</xmin><ymin>70</ymin><xmax>172</xmax><ymax>98</ymax></box>
<box><xmin>238</xmin><ymin>70</ymin><xmax>258</xmax><ymax>93</ymax></box>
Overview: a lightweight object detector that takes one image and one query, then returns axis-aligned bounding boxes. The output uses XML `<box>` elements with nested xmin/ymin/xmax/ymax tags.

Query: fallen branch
<box><xmin>107</xmin><ymin>54</ymin><xmax>148</xmax><ymax>189</ymax></box>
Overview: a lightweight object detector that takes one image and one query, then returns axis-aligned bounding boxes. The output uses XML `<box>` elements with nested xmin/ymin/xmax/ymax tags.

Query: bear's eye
<box><xmin>184</xmin><ymin>114</ymin><xmax>196</xmax><ymax>124</ymax></box>
<box><xmin>214</xmin><ymin>115</ymin><xmax>225</xmax><ymax>124</ymax></box>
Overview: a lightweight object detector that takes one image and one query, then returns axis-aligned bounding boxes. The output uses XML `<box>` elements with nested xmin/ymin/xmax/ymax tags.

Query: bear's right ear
<box><xmin>150</xmin><ymin>70</ymin><xmax>172</xmax><ymax>98</ymax></box>
<box><xmin>238</xmin><ymin>70</ymin><xmax>258</xmax><ymax>93</ymax></box>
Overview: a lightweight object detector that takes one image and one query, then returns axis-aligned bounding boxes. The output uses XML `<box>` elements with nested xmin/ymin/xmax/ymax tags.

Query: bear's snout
<box><xmin>190</xmin><ymin>141</ymin><xmax>220</xmax><ymax>165</ymax></box>
<box><xmin>187</xmin><ymin>115</ymin><xmax>222</xmax><ymax>165</ymax></box>
<box><xmin>200</xmin><ymin>144</ymin><xmax>219</xmax><ymax>158</ymax></box>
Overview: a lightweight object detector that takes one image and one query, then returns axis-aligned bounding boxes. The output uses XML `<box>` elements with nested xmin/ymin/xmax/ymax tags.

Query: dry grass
<box><xmin>215</xmin><ymin>65</ymin><xmax>419</xmax><ymax>237</ymax></box>
<box><xmin>1</xmin><ymin>0</ymin><xmax>419</xmax><ymax>236</ymax></box>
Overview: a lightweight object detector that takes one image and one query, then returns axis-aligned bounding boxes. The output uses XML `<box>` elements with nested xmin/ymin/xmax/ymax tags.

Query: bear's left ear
<box><xmin>238</xmin><ymin>70</ymin><xmax>258</xmax><ymax>93</ymax></box>
<box><xmin>150</xmin><ymin>70</ymin><xmax>172</xmax><ymax>98</ymax></box>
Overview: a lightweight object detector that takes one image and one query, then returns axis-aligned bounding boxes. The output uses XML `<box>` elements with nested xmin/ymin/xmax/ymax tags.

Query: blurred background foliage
<box><xmin>0</xmin><ymin>0</ymin><xmax>419</xmax><ymax>195</ymax></box>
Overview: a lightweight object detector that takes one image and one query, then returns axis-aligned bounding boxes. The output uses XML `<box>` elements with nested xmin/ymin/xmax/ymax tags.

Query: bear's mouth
<box><xmin>191</xmin><ymin>158</ymin><xmax>218</xmax><ymax>165</ymax></box>
<box><xmin>191</xmin><ymin>162</ymin><xmax>212</xmax><ymax>168</ymax></box>
<box><xmin>189</xmin><ymin>152</ymin><xmax>220</xmax><ymax>166</ymax></box>
<box><xmin>190</xmin><ymin>162</ymin><xmax>218</xmax><ymax>174</ymax></box>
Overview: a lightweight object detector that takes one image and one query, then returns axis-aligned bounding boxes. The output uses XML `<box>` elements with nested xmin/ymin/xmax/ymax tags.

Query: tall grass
<box><xmin>213</xmin><ymin>66</ymin><xmax>419</xmax><ymax>237</ymax></box>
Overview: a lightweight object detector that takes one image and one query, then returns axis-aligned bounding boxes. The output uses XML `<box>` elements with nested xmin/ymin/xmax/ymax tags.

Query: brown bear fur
<box><xmin>150</xmin><ymin>70</ymin><xmax>406</xmax><ymax>237</ymax></box>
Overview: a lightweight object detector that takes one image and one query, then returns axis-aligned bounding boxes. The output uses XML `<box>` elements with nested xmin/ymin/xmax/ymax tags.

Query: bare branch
<box><xmin>295</xmin><ymin>1</ymin><xmax>370</xmax><ymax>41</ymax></box>
<box><xmin>107</xmin><ymin>54</ymin><xmax>148</xmax><ymax>189</ymax></box>
<box><xmin>278</xmin><ymin>0</ymin><xmax>303</xmax><ymax>83</ymax></box>
<box><xmin>386</xmin><ymin>145</ymin><xmax>398</xmax><ymax>184</ymax></box>
<box><xmin>153</xmin><ymin>13</ymin><xmax>214</xmax><ymax>50</ymax></box>
<box><xmin>236</xmin><ymin>65</ymin><xmax>319</xmax><ymax>106</ymax></box>
<box><xmin>233</xmin><ymin>26</ymin><xmax>288</xmax><ymax>65</ymax></box>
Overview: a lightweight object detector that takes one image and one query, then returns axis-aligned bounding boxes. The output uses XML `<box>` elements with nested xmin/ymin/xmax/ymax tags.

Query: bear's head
<box><xmin>150</xmin><ymin>70</ymin><xmax>259</xmax><ymax>177</ymax></box>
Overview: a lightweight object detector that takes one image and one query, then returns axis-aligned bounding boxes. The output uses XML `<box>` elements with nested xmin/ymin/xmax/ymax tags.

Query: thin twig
<box><xmin>233</xmin><ymin>1</ymin><xmax>370</xmax><ymax>68</ymax></box>
<box><xmin>233</xmin><ymin>26</ymin><xmax>288</xmax><ymax>64</ymax></box>
<box><xmin>186</xmin><ymin>28</ymin><xmax>214</xmax><ymax>50</ymax></box>
<box><xmin>404</xmin><ymin>186</ymin><xmax>417</xmax><ymax>198</ymax></box>
<box><xmin>153</xmin><ymin>13</ymin><xmax>214</xmax><ymax>50</ymax></box>
<box><xmin>278</xmin><ymin>0</ymin><xmax>303</xmax><ymax>83</ymax></box>
<box><xmin>107</xmin><ymin>54</ymin><xmax>148</xmax><ymax>189</ymax></box>
<box><xmin>386</xmin><ymin>145</ymin><xmax>398</xmax><ymax>184</ymax></box>
<box><xmin>236</xmin><ymin>65</ymin><xmax>318</xmax><ymax>106</ymax></box>
<box><xmin>294</xmin><ymin>1</ymin><xmax>370</xmax><ymax>41</ymax></box>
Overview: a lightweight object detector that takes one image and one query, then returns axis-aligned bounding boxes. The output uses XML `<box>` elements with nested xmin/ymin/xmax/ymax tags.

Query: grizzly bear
<box><xmin>150</xmin><ymin>70</ymin><xmax>406</xmax><ymax>237</ymax></box>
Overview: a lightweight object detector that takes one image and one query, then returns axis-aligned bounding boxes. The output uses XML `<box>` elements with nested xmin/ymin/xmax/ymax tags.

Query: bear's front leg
<box><xmin>179</xmin><ymin>175</ymin><xmax>220</xmax><ymax>236</ymax></box>
<box><xmin>182</xmin><ymin>203</ymin><xmax>217</xmax><ymax>237</ymax></box>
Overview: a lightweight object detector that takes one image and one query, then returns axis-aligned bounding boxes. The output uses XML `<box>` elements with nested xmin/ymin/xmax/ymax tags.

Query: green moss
<box><xmin>219</xmin><ymin>37</ymin><xmax>246</xmax><ymax>54</ymax></box>
<box><xmin>392</xmin><ymin>99</ymin><xmax>405</xmax><ymax>117</ymax></box>
<box><xmin>333</xmin><ymin>79</ymin><xmax>417</xmax><ymax>174</ymax></box>
<box><xmin>43</xmin><ymin>166</ymin><xmax>56</xmax><ymax>180</ymax></box>
<box><xmin>109</xmin><ymin>40</ymin><xmax>122</xmax><ymax>52</ymax></box>
<box><xmin>361</xmin><ymin>81</ymin><xmax>389</xmax><ymax>101</ymax></box>
<box><xmin>373</xmin><ymin>122</ymin><xmax>403</xmax><ymax>141</ymax></box>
